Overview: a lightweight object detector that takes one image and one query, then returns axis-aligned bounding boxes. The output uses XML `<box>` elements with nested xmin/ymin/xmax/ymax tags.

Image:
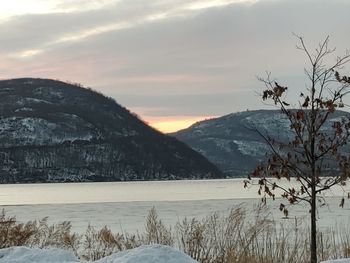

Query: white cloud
<box><xmin>0</xmin><ymin>0</ymin><xmax>55</xmax><ymax>19</ymax></box>
<box><xmin>53</xmin><ymin>0</ymin><xmax>120</xmax><ymax>12</ymax></box>
<box><xmin>51</xmin><ymin>21</ymin><xmax>132</xmax><ymax>45</ymax></box>
<box><xmin>15</xmin><ymin>49</ymin><xmax>43</xmax><ymax>58</ymax></box>
<box><xmin>185</xmin><ymin>0</ymin><xmax>258</xmax><ymax>10</ymax></box>
<box><xmin>0</xmin><ymin>0</ymin><xmax>120</xmax><ymax>20</ymax></box>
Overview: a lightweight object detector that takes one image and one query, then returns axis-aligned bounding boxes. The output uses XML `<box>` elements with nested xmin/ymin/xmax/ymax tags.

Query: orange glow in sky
<box><xmin>148</xmin><ymin>116</ymin><xmax>217</xmax><ymax>133</ymax></box>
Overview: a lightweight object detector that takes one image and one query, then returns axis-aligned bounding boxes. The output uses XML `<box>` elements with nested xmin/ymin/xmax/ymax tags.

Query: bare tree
<box><xmin>245</xmin><ymin>36</ymin><xmax>350</xmax><ymax>263</ymax></box>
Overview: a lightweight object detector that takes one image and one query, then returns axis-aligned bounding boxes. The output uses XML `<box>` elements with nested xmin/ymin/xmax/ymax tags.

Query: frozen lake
<box><xmin>0</xmin><ymin>179</ymin><xmax>349</xmax><ymax>233</ymax></box>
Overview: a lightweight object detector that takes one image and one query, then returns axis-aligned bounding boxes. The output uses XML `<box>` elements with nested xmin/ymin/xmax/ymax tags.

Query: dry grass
<box><xmin>0</xmin><ymin>210</ymin><xmax>79</xmax><ymax>252</ymax></box>
<box><xmin>0</xmin><ymin>206</ymin><xmax>349</xmax><ymax>262</ymax></box>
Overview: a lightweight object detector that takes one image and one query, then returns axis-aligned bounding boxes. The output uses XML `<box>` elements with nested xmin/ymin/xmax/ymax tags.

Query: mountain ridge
<box><xmin>0</xmin><ymin>78</ymin><xmax>222</xmax><ymax>183</ymax></box>
<box><xmin>172</xmin><ymin>109</ymin><xmax>350</xmax><ymax>177</ymax></box>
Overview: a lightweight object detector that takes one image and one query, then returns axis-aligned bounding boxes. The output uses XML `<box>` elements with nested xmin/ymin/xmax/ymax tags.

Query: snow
<box><xmin>0</xmin><ymin>247</ymin><xmax>77</xmax><ymax>263</ymax></box>
<box><xmin>321</xmin><ymin>260</ymin><xmax>350</xmax><ymax>263</ymax></box>
<box><xmin>96</xmin><ymin>245</ymin><xmax>198</xmax><ymax>263</ymax></box>
<box><xmin>233</xmin><ymin>139</ymin><xmax>269</xmax><ymax>156</ymax></box>
<box><xmin>0</xmin><ymin>245</ymin><xmax>199</xmax><ymax>263</ymax></box>
<box><xmin>0</xmin><ymin>115</ymin><xmax>96</xmax><ymax>146</ymax></box>
<box><xmin>24</xmin><ymin>97</ymin><xmax>53</xmax><ymax>104</ymax></box>
<box><xmin>14</xmin><ymin>107</ymin><xmax>34</xmax><ymax>112</ymax></box>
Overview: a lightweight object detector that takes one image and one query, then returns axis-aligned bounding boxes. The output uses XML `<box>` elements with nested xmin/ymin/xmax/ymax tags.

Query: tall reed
<box><xmin>0</xmin><ymin>206</ymin><xmax>348</xmax><ymax>262</ymax></box>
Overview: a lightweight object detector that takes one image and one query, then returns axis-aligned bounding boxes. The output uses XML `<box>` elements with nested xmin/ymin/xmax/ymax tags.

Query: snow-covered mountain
<box><xmin>172</xmin><ymin>110</ymin><xmax>349</xmax><ymax>177</ymax></box>
<box><xmin>0</xmin><ymin>78</ymin><xmax>222</xmax><ymax>183</ymax></box>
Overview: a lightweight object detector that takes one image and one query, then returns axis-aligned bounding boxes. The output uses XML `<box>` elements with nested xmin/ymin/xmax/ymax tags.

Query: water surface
<box><xmin>0</xmin><ymin>179</ymin><xmax>349</xmax><ymax>233</ymax></box>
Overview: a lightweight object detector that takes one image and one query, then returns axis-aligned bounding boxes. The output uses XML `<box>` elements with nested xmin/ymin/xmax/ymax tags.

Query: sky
<box><xmin>0</xmin><ymin>0</ymin><xmax>349</xmax><ymax>132</ymax></box>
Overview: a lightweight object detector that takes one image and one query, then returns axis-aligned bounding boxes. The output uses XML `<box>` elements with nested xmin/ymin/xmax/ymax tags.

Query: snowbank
<box><xmin>0</xmin><ymin>245</ymin><xmax>199</xmax><ymax>263</ymax></box>
<box><xmin>321</xmin><ymin>259</ymin><xmax>350</xmax><ymax>263</ymax></box>
<box><xmin>0</xmin><ymin>247</ymin><xmax>78</xmax><ymax>263</ymax></box>
<box><xmin>96</xmin><ymin>245</ymin><xmax>198</xmax><ymax>263</ymax></box>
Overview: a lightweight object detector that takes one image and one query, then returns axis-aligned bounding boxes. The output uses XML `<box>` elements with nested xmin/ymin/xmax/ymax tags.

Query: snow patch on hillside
<box><xmin>17</xmin><ymin>97</ymin><xmax>53</xmax><ymax>105</ymax></box>
<box><xmin>14</xmin><ymin>107</ymin><xmax>34</xmax><ymax>112</ymax></box>
<box><xmin>233</xmin><ymin>140</ymin><xmax>269</xmax><ymax>157</ymax></box>
<box><xmin>244</xmin><ymin>112</ymin><xmax>290</xmax><ymax>131</ymax></box>
<box><xmin>0</xmin><ymin>116</ymin><xmax>96</xmax><ymax>146</ymax></box>
<box><xmin>34</xmin><ymin>87</ymin><xmax>64</xmax><ymax>99</ymax></box>
<box><xmin>213</xmin><ymin>138</ymin><xmax>234</xmax><ymax>153</ymax></box>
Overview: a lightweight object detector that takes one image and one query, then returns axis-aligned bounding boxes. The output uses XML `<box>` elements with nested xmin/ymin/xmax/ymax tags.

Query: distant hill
<box><xmin>0</xmin><ymin>78</ymin><xmax>222</xmax><ymax>183</ymax></box>
<box><xmin>172</xmin><ymin>110</ymin><xmax>349</xmax><ymax>177</ymax></box>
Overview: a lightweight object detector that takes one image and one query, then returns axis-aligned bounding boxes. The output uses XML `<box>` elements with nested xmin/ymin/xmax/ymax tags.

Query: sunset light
<box><xmin>148</xmin><ymin>116</ymin><xmax>216</xmax><ymax>133</ymax></box>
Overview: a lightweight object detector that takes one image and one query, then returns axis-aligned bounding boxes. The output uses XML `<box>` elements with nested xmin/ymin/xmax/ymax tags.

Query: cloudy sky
<box><xmin>0</xmin><ymin>0</ymin><xmax>349</xmax><ymax>132</ymax></box>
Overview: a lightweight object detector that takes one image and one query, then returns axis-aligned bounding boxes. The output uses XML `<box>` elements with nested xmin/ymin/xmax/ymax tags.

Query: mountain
<box><xmin>172</xmin><ymin>109</ymin><xmax>349</xmax><ymax>177</ymax></box>
<box><xmin>0</xmin><ymin>78</ymin><xmax>222</xmax><ymax>183</ymax></box>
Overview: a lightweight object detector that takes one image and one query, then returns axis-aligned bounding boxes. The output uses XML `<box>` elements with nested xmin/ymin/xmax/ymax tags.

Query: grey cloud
<box><xmin>1</xmin><ymin>0</ymin><xmax>350</xmax><ymax>119</ymax></box>
<box><xmin>0</xmin><ymin>0</ymin><xmax>186</xmax><ymax>53</ymax></box>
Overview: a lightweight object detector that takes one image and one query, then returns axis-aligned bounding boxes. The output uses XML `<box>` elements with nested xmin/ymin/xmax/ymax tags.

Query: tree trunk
<box><xmin>310</xmin><ymin>184</ymin><xmax>317</xmax><ymax>263</ymax></box>
<box><xmin>310</xmin><ymin>66</ymin><xmax>317</xmax><ymax>263</ymax></box>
